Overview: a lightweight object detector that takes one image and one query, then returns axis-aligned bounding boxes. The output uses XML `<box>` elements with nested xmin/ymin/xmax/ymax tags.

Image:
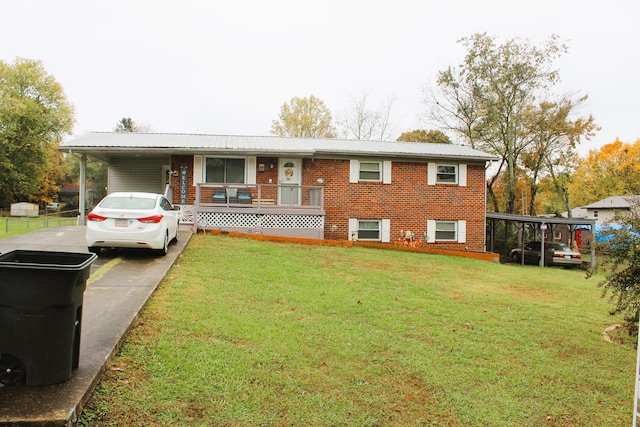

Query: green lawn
<box><xmin>80</xmin><ymin>234</ymin><xmax>635</xmax><ymax>426</ymax></box>
<box><xmin>0</xmin><ymin>215</ymin><xmax>77</xmax><ymax>239</ymax></box>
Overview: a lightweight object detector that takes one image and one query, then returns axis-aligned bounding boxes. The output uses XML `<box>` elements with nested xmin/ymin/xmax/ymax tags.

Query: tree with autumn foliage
<box><xmin>0</xmin><ymin>58</ymin><xmax>75</xmax><ymax>208</ymax></box>
<box><xmin>520</xmin><ymin>96</ymin><xmax>598</xmax><ymax>216</ymax></box>
<box><xmin>569</xmin><ymin>139</ymin><xmax>640</xmax><ymax>207</ymax></box>
<box><xmin>396</xmin><ymin>129</ymin><xmax>452</xmax><ymax>144</ymax></box>
<box><xmin>428</xmin><ymin>33</ymin><xmax>596</xmax><ymax>214</ymax></box>
<box><xmin>271</xmin><ymin>95</ymin><xmax>336</xmax><ymax>138</ymax></box>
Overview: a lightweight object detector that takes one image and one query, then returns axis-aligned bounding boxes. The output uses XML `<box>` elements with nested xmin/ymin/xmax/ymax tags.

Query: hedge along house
<box><xmin>59</xmin><ymin>132</ymin><xmax>497</xmax><ymax>252</ymax></box>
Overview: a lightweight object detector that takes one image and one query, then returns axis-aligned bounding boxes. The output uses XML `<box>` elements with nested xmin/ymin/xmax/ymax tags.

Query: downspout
<box><xmin>483</xmin><ymin>160</ymin><xmax>491</xmax><ymax>252</ymax></box>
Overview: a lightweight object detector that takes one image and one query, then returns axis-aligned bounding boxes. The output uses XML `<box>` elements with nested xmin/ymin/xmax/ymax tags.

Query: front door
<box><xmin>279</xmin><ymin>159</ymin><xmax>301</xmax><ymax>205</ymax></box>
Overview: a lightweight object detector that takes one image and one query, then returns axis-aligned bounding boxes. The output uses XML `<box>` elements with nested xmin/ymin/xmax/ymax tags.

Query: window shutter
<box><xmin>381</xmin><ymin>219</ymin><xmax>391</xmax><ymax>242</ymax></box>
<box><xmin>457</xmin><ymin>220</ymin><xmax>466</xmax><ymax>243</ymax></box>
<box><xmin>382</xmin><ymin>161</ymin><xmax>392</xmax><ymax>184</ymax></box>
<box><xmin>427</xmin><ymin>163</ymin><xmax>436</xmax><ymax>185</ymax></box>
<box><xmin>193</xmin><ymin>155</ymin><xmax>203</xmax><ymax>186</ymax></box>
<box><xmin>247</xmin><ymin>156</ymin><xmax>257</xmax><ymax>184</ymax></box>
<box><xmin>348</xmin><ymin>218</ymin><xmax>358</xmax><ymax>240</ymax></box>
<box><xmin>349</xmin><ymin>160</ymin><xmax>359</xmax><ymax>183</ymax></box>
<box><xmin>458</xmin><ymin>164</ymin><xmax>467</xmax><ymax>187</ymax></box>
<box><xmin>426</xmin><ymin>220</ymin><xmax>436</xmax><ymax>243</ymax></box>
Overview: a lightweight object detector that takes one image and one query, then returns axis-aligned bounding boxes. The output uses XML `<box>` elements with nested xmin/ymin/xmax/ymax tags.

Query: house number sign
<box><xmin>180</xmin><ymin>165</ymin><xmax>188</xmax><ymax>204</ymax></box>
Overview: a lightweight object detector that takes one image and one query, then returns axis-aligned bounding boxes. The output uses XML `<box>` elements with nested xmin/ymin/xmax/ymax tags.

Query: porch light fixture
<box><xmin>316</xmin><ymin>178</ymin><xmax>324</xmax><ymax>184</ymax></box>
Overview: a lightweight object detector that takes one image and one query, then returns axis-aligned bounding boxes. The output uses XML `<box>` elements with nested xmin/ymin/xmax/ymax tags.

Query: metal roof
<box><xmin>59</xmin><ymin>132</ymin><xmax>498</xmax><ymax>163</ymax></box>
<box><xmin>486</xmin><ymin>212</ymin><xmax>596</xmax><ymax>227</ymax></box>
<box><xmin>582</xmin><ymin>195</ymin><xmax>639</xmax><ymax>209</ymax></box>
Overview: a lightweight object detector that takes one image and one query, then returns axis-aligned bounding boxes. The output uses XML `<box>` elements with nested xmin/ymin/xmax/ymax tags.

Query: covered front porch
<box><xmin>189</xmin><ymin>183</ymin><xmax>326</xmax><ymax>239</ymax></box>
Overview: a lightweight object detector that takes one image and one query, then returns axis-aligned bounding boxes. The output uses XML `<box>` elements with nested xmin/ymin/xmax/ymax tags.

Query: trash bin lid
<box><xmin>0</xmin><ymin>250</ymin><xmax>97</xmax><ymax>271</ymax></box>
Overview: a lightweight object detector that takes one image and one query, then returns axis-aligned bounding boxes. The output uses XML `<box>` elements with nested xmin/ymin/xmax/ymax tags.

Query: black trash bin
<box><xmin>0</xmin><ymin>250</ymin><xmax>96</xmax><ymax>386</ymax></box>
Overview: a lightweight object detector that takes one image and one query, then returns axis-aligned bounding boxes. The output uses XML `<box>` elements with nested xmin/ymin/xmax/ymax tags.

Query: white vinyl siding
<box><xmin>108</xmin><ymin>157</ymin><xmax>170</xmax><ymax>194</ymax></box>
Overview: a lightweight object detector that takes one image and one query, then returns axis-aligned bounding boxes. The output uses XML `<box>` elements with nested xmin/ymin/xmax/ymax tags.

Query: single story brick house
<box><xmin>59</xmin><ymin>132</ymin><xmax>496</xmax><ymax>252</ymax></box>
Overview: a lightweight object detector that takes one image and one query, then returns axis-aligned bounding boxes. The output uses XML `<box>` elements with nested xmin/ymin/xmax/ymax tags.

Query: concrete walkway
<box><xmin>0</xmin><ymin>226</ymin><xmax>191</xmax><ymax>426</ymax></box>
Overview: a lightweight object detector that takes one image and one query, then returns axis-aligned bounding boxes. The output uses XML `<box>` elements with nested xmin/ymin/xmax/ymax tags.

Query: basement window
<box><xmin>435</xmin><ymin>221</ymin><xmax>457</xmax><ymax>241</ymax></box>
<box><xmin>357</xmin><ymin>220</ymin><xmax>381</xmax><ymax>240</ymax></box>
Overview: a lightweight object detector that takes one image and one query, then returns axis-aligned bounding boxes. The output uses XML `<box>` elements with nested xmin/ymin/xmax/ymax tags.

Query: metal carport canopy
<box><xmin>485</xmin><ymin>212</ymin><xmax>596</xmax><ymax>268</ymax></box>
<box><xmin>486</xmin><ymin>212</ymin><xmax>595</xmax><ymax>227</ymax></box>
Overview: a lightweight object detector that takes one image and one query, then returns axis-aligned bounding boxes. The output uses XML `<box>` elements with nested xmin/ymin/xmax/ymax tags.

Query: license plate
<box><xmin>115</xmin><ymin>219</ymin><xmax>129</xmax><ymax>227</ymax></box>
<box><xmin>564</xmin><ymin>255</ymin><xmax>571</xmax><ymax>259</ymax></box>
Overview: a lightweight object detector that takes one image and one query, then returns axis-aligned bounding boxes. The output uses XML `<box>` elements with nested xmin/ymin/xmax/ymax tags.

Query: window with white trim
<box><xmin>426</xmin><ymin>220</ymin><xmax>466</xmax><ymax>243</ymax></box>
<box><xmin>359</xmin><ymin>161</ymin><xmax>381</xmax><ymax>181</ymax></box>
<box><xmin>357</xmin><ymin>220</ymin><xmax>380</xmax><ymax>240</ymax></box>
<box><xmin>350</xmin><ymin>160</ymin><xmax>392</xmax><ymax>183</ymax></box>
<box><xmin>428</xmin><ymin>163</ymin><xmax>467</xmax><ymax>186</ymax></box>
<box><xmin>435</xmin><ymin>221</ymin><xmax>457</xmax><ymax>241</ymax></box>
<box><xmin>349</xmin><ymin>218</ymin><xmax>391</xmax><ymax>242</ymax></box>
<box><xmin>205</xmin><ymin>157</ymin><xmax>245</xmax><ymax>183</ymax></box>
<box><xmin>436</xmin><ymin>164</ymin><xmax>457</xmax><ymax>184</ymax></box>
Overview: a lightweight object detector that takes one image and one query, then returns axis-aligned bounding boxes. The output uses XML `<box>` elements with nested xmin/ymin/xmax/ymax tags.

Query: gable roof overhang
<box><xmin>582</xmin><ymin>195</ymin><xmax>639</xmax><ymax>210</ymax></box>
<box><xmin>59</xmin><ymin>132</ymin><xmax>498</xmax><ymax>164</ymax></box>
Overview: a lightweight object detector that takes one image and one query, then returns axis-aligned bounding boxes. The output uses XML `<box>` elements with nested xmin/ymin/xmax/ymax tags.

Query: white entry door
<box><xmin>279</xmin><ymin>159</ymin><xmax>301</xmax><ymax>205</ymax></box>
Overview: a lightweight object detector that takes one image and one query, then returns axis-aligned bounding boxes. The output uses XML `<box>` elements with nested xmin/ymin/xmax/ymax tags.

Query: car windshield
<box><xmin>99</xmin><ymin>196</ymin><xmax>156</xmax><ymax>210</ymax></box>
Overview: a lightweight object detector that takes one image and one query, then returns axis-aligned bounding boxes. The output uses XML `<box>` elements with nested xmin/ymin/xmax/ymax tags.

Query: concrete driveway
<box><xmin>0</xmin><ymin>226</ymin><xmax>191</xmax><ymax>426</ymax></box>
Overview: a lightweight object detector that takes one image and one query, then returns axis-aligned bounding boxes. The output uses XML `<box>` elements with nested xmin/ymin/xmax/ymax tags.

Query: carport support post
<box><xmin>539</xmin><ymin>223</ymin><xmax>547</xmax><ymax>267</ymax></box>
<box><xmin>79</xmin><ymin>154</ymin><xmax>87</xmax><ymax>226</ymax></box>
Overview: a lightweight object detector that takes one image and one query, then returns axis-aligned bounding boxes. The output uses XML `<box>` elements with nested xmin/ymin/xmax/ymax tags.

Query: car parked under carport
<box><xmin>511</xmin><ymin>241</ymin><xmax>582</xmax><ymax>268</ymax></box>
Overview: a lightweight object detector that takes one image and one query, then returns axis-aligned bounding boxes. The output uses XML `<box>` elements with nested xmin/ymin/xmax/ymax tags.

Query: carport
<box><xmin>486</xmin><ymin>212</ymin><xmax>596</xmax><ymax>268</ymax></box>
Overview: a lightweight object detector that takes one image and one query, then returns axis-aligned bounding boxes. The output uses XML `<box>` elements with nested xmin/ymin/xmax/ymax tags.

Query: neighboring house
<box><xmin>59</xmin><ymin>132</ymin><xmax>497</xmax><ymax>252</ymax></box>
<box><xmin>582</xmin><ymin>195</ymin><xmax>639</xmax><ymax>225</ymax></box>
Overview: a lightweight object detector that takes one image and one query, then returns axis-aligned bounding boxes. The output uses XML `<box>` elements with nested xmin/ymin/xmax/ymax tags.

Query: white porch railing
<box><xmin>191</xmin><ymin>183</ymin><xmax>325</xmax><ymax>238</ymax></box>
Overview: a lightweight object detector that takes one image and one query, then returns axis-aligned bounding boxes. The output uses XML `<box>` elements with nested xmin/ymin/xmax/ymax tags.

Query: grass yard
<box><xmin>0</xmin><ymin>215</ymin><xmax>77</xmax><ymax>239</ymax></box>
<box><xmin>80</xmin><ymin>234</ymin><xmax>636</xmax><ymax>426</ymax></box>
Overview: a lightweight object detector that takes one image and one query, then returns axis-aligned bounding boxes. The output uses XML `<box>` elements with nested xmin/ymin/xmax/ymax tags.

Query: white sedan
<box><xmin>86</xmin><ymin>192</ymin><xmax>180</xmax><ymax>256</ymax></box>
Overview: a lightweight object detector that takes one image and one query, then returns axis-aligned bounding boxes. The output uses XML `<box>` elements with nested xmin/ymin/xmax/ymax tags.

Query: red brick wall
<box><xmin>169</xmin><ymin>155</ymin><xmax>488</xmax><ymax>252</ymax></box>
<box><xmin>301</xmin><ymin>158</ymin><xmax>487</xmax><ymax>252</ymax></box>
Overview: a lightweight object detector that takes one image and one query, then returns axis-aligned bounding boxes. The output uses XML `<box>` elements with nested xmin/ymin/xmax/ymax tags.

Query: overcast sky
<box><xmin>2</xmin><ymin>0</ymin><xmax>638</xmax><ymax>155</ymax></box>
